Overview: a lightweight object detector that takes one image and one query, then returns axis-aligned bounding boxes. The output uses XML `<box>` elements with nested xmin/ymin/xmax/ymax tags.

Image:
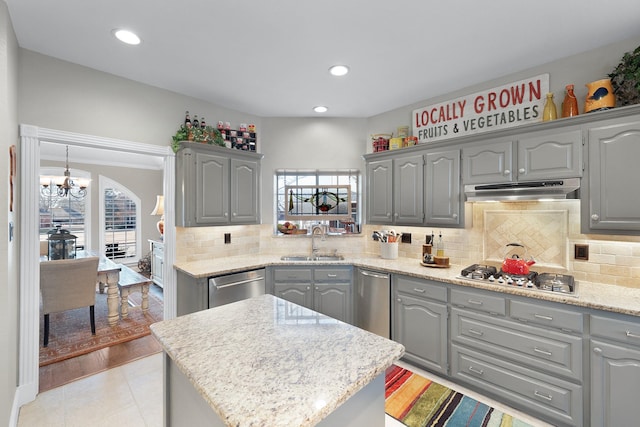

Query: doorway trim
<box><xmin>18</xmin><ymin>124</ymin><xmax>176</xmax><ymax>406</ymax></box>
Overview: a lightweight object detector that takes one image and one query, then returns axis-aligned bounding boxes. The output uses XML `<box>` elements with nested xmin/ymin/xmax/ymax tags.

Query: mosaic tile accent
<box><xmin>483</xmin><ymin>210</ymin><xmax>568</xmax><ymax>269</ymax></box>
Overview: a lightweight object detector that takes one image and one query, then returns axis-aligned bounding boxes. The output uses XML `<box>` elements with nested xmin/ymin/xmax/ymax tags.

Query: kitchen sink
<box><xmin>280</xmin><ymin>254</ymin><xmax>344</xmax><ymax>261</ymax></box>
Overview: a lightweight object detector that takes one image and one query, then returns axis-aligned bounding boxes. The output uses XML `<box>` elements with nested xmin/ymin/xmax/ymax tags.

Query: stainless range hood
<box><xmin>464</xmin><ymin>178</ymin><xmax>580</xmax><ymax>202</ymax></box>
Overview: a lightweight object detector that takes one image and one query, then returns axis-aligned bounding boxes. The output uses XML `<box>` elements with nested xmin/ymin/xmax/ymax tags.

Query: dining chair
<box><xmin>40</xmin><ymin>256</ymin><xmax>100</xmax><ymax>347</ymax></box>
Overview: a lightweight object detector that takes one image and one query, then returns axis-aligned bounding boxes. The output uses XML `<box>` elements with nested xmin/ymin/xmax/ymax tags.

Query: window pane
<box><xmin>39</xmin><ymin>178</ymin><xmax>87</xmax><ymax>249</ymax></box>
<box><xmin>104</xmin><ymin>188</ymin><xmax>137</xmax><ymax>259</ymax></box>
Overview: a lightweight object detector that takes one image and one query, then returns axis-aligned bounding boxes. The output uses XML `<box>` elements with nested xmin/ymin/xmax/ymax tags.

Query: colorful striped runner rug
<box><xmin>385</xmin><ymin>365</ymin><xmax>535</xmax><ymax>427</ymax></box>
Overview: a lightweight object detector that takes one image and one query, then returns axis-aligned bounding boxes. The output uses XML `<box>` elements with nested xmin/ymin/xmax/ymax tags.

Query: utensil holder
<box><xmin>380</xmin><ymin>241</ymin><xmax>398</xmax><ymax>259</ymax></box>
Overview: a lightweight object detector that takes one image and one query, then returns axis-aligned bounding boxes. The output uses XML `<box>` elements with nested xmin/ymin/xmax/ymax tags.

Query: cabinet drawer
<box><xmin>313</xmin><ymin>267</ymin><xmax>352</xmax><ymax>282</ymax></box>
<box><xmin>451</xmin><ymin>288</ymin><xmax>505</xmax><ymax>316</ymax></box>
<box><xmin>452</xmin><ymin>308</ymin><xmax>582</xmax><ymax>381</ymax></box>
<box><xmin>394</xmin><ymin>275</ymin><xmax>447</xmax><ymax>302</ymax></box>
<box><xmin>510</xmin><ymin>299</ymin><xmax>583</xmax><ymax>333</ymax></box>
<box><xmin>591</xmin><ymin>313</ymin><xmax>640</xmax><ymax>347</ymax></box>
<box><xmin>273</xmin><ymin>268</ymin><xmax>312</xmax><ymax>282</ymax></box>
<box><xmin>451</xmin><ymin>344</ymin><xmax>582</xmax><ymax>427</ymax></box>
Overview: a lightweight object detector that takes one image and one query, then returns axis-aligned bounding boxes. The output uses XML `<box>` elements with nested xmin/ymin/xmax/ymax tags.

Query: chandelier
<box><xmin>40</xmin><ymin>145</ymin><xmax>90</xmax><ymax>199</ymax></box>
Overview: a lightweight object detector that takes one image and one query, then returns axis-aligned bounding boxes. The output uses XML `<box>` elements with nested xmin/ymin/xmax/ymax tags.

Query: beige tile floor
<box><xmin>18</xmin><ymin>354</ymin><xmax>551</xmax><ymax>426</ymax></box>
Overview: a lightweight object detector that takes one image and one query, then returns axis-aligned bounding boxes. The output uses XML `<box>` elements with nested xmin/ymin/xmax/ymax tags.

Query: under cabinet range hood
<box><xmin>464</xmin><ymin>178</ymin><xmax>580</xmax><ymax>202</ymax></box>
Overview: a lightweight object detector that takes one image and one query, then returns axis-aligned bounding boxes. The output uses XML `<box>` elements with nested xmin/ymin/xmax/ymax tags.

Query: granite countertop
<box><xmin>150</xmin><ymin>294</ymin><xmax>405</xmax><ymax>427</ymax></box>
<box><xmin>175</xmin><ymin>254</ymin><xmax>640</xmax><ymax>317</ymax></box>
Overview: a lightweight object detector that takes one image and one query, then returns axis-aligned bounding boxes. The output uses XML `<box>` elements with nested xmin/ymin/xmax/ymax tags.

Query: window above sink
<box><xmin>275</xmin><ymin>170</ymin><xmax>360</xmax><ymax>235</ymax></box>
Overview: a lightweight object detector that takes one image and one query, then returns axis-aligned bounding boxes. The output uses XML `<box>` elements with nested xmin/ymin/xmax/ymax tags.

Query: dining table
<box><xmin>41</xmin><ymin>250</ymin><xmax>122</xmax><ymax>326</ymax></box>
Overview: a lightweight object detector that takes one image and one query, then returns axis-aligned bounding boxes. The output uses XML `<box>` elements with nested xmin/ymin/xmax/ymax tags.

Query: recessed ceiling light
<box><xmin>113</xmin><ymin>29</ymin><xmax>141</xmax><ymax>45</ymax></box>
<box><xmin>313</xmin><ymin>106</ymin><xmax>328</xmax><ymax>113</ymax></box>
<box><xmin>329</xmin><ymin>65</ymin><xmax>349</xmax><ymax>77</ymax></box>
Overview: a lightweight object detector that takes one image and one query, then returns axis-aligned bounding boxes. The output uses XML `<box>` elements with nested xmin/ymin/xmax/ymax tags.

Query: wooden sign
<box><xmin>412</xmin><ymin>74</ymin><xmax>549</xmax><ymax>144</ymax></box>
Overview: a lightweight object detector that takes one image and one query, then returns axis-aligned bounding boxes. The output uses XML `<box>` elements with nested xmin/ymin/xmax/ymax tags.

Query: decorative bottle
<box><xmin>436</xmin><ymin>231</ymin><xmax>444</xmax><ymax>257</ymax></box>
<box><xmin>184</xmin><ymin>111</ymin><xmax>191</xmax><ymax>127</ymax></box>
<box><xmin>542</xmin><ymin>93</ymin><xmax>557</xmax><ymax>121</ymax></box>
<box><xmin>193</xmin><ymin>115</ymin><xmax>200</xmax><ymax>128</ymax></box>
<box><xmin>562</xmin><ymin>84</ymin><xmax>579</xmax><ymax>117</ymax></box>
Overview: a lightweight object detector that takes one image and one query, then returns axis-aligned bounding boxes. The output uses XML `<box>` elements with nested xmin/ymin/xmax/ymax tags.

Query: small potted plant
<box><xmin>609</xmin><ymin>45</ymin><xmax>640</xmax><ymax>107</ymax></box>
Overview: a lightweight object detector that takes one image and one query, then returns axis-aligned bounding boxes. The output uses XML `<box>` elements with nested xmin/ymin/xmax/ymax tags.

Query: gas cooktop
<box><xmin>458</xmin><ymin>264</ymin><xmax>577</xmax><ymax>296</ymax></box>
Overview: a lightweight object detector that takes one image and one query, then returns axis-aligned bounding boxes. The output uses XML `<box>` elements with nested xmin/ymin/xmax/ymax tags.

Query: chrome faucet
<box><xmin>311</xmin><ymin>225</ymin><xmax>325</xmax><ymax>258</ymax></box>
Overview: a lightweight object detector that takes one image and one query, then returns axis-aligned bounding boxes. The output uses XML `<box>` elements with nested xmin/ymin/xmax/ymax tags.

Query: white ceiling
<box><xmin>7</xmin><ymin>0</ymin><xmax>640</xmax><ymax>118</ymax></box>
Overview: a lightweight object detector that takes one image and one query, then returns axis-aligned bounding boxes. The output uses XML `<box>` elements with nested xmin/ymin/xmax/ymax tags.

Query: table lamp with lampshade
<box><xmin>151</xmin><ymin>195</ymin><xmax>165</xmax><ymax>238</ymax></box>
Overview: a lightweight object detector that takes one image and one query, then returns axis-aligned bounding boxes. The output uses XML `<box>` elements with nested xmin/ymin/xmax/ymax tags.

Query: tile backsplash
<box><xmin>175</xmin><ymin>200</ymin><xmax>640</xmax><ymax>288</ymax></box>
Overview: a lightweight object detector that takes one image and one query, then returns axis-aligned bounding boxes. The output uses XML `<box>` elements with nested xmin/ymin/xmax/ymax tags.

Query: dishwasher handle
<box><xmin>212</xmin><ymin>276</ymin><xmax>265</xmax><ymax>290</ymax></box>
<box><xmin>359</xmin><ymin>270</ymin><xmax>389</xmax><ymax>280</ymax></box>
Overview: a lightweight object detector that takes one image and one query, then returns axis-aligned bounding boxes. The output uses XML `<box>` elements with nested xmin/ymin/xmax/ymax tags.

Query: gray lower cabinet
<box><xmin>392</xmin><ymin>275</ymin><xmax>448</xmax><ymax>375</ymax></box>
<box><xmin>176</xmin><ymin>270</ymin><xmax>208</xmax><ymax>316</ymax></box>
<box><xmin>272</xmin><ymin>266</ymin><xmax>352</xmax><ymax>324</ymax></box>
<box><xmin>583</xmin><ymin>118</ymin><xmax>640</xmax><ymax>234</ymax></box>
<box><xmin>450</xmin><ymin>288</ymin><xmax>583</xmax><ymax>426</ymax></box>
<box><xmin>590</xmin><ymin>313</ymin><xmax>640</xmax><ymax>426</ymax></box>
<box><xmin>175</xmin><ymin>142</ymin><xmax>262</xmax><ymax>227</ymax></box>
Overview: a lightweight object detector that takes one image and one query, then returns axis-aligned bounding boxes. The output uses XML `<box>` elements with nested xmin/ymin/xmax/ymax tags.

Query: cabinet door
<box><xmin>151</xmin><ymin>241</ymin><xmax>164</xmax><ymax>288</ymax></box>
<box><xmin>393</xmin><ymin>294</ymin><xmax>448</xmax><ymax>374</ymax></box>
<box><xmin>366</xmin><ymin>159</ymin><xmax>393</xmax><ymax>224</ymax></box>
<box><xmin>274</xmin><ymin>282</ymin><xmax>313</xmax><ymax>309</ymax></box>
<box><xmin>584</xmin><ymin>121</ymin><xmax>640</xmax><ymax>232</ymax></box>
<box><xmin>230</xmin><ymin>158</ymin><xmax>259</xmax><ymax>224</ymax></box>
<box><xmin>517</xmin><ymin>130</ymin><xmax>582</xmax><ymax>180</ymax></box>
<box><xmin>314</xmin><ymin>282</ymin><xmax>351</xmax><ymax>324</ymax></box>
<box><xmin>425</xmin><ymin>148</ymin><xmax>461</xmax><ymax>226</ymax></box>
<box><xmin>591</xmin><ymin>339</ymin><xmax>640</xmax><ymax>426</ymax></box>
<box><xmin>462</xmin><ymin>140</ymin><xmax>514</xmax><ymax>184</ymax></box>
<box><xmin>393</xmin><ymin>154</ymin><xmax>424</xmax><ymax>224</ymax></box>
<box><xmin>195</xmin><ymin>151</ymin><xmax>229</xmax><ymax>225</ymax></box>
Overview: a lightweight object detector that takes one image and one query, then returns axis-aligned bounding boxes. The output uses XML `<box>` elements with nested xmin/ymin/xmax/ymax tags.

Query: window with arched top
<box><xmin>99</xmin><ymin>176</ymin><xmax>142</xmax><ymax>262</ymax></box>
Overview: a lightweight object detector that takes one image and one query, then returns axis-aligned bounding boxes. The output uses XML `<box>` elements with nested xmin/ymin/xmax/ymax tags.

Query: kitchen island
<box><xmin>150</xmin><ymin>294</ymin><xmax>405</xmax><ymax>427</ymax></box>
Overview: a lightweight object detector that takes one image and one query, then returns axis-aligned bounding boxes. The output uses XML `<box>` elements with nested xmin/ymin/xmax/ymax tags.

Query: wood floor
<box><xmin>39</xmin><ymin>334</ymin><xmax>163</xmax><ymax>392</ymax></box>
<box><xmin>39</xmin><ymin>282</ymin><xmax>165</xmax><ymax>393</ymax></box>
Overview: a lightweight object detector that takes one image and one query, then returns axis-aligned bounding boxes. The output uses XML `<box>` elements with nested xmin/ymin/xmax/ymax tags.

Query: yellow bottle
<box><xmin>436</xmin><ymin>232</ymin><xmax>445</xmax><ymax>257</ymax></box>
<box><xmin>542</xmin><ymin>92</ymin><xmax>557</xmax><ymax>121</ymax></box>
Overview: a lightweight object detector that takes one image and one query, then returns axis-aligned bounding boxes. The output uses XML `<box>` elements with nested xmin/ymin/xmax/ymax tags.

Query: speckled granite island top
<box><xmin>150</xmin><ymin>294</ymin><xmax>405</xmax><ymax>427</ymax></box>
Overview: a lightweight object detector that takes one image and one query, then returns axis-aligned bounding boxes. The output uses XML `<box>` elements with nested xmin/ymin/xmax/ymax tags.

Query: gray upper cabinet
<box><xmin>462</xmin><ymin>129</ymin><xmax>582</xmax><ymax>185</ymax></box>
<box><xmin>393</xmin><ymin>154</ymin><xmax>425</xmax><ymax>224</ymax></box>
<box><xmin>582</xmin><ymin>118</ymin><xmax>640</xmax><ymax>234</ymax></box>
<box><xmin>425</xmin><ymin>148</ymin><xmax>462</xmax><ymax>226</ymax></box>
<box><xmin>517</xmin><ymin>129</ymin><xmax>582</xmax><ymax>181</ymax></box>
<box><xmin>176</xmin><ymin>142</ymin><xmax>262</xmax><ymax>227</ymax></box>
<box><xmin>462</xmin><ymin>139</ymin><xmax>514</xmax><ymax>184</ymax></box>
<box><xmin>366</xmin><ymin>159</ymin><xmax>393</xmax><ymax>224</ymax></box>
<box><xmin>365</xmin><ymin>154</ymin><xmax>424</xmax><ymax>225</ymax></box>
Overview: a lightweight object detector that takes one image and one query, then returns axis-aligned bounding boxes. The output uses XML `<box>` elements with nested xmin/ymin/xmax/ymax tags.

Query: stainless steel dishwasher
<box><xmin>208</xmin><ymin>268</ymin><xmax>266</xmax><ymax>308</ymax></box>
<box><xmin>355</xmin><ymin>269</ymin><xmax>390</xmax><ymax>338</ymax></box>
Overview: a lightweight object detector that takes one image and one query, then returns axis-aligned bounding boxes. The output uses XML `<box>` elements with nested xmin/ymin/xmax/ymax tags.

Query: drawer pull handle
<box><xmin>593</xmin><ymin>347</ymin><xmax>603</xmax><ymax>354</ymax></box>
<box><xmin>534</xmin><ymin>313</ymin><xmax>553</xmax><ymax>321</ymax></box>
<box><xmin>534</xmin><ymin>390</ymin><xmax>553</xmax><ymax>401</ymax></box>
<box><xmin>413</xmin><ymin>288</ymin><xmax>426</xmax><ymax>293</ymax></box>
<box><xmin>468</xmin><ymin>328</ymin><xmax>484</xmax><ymax>337</ymax></box>
<box><xmin>626</xmin><ymin>331</ymin><xmax>640</xmax><ymax>340</ymax></box>
<box><xmin>468</xmin><ymin>366</ymin><xmax>484</xmax><ymax>375</ymax></box>
<box><xmin>534</xmin><ymin>347</ymin><xmax>552</xmax><ymax>357</ymax></box>
<box><xmin>468</xmin><ymin>299</ymin><xmax>483</xmax><ymax>306</ymax></box>
<box><xmin>327</xmin><ymin>274</ymin><xmax>337</xmax><ymax>278</ymax></box>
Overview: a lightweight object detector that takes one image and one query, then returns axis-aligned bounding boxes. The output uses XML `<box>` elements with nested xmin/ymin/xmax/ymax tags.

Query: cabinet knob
<box><xmin>232</xmin><ymin>212</ymin><xmax>237</xmax><ymax>217</ymax></box>
<box><xmin>386</xmin><ymin>213</ymin><xmax>391</xmax><ymax>218</ymax></box>
<box><xmin>593</xmin><ymin>347</ymin><xmax>603</xmax><ymax>354</ymax></box>
<box><xmin>224</xmin><ymin>212</ymin><xmax>228</xmax><ymax>217</ymax></box>
<box><xmin>394</xmin><ymin>213</ymin><xmax>399</xmax><ymax>218</ymax></box>
<box><xmin>591</xmin><ymin>214</ymin><xmax>600</xmax><ymax>221</ymax></box>
<box><xmin>307</xmin><ymin>286</ymin><xmax>311</xmax><ymax>291</ymax></box>
<box><xmin>396</xmin><ymin>298</ymin><xmax>402</xmax><ymax>303</ymax></box>
<box><xmin>452</xmin><ymin>213</ymin><xmax>458</xmax><ymax>219</ymax></box>
<box><xmin>503</xmin><ymin>169</ymin><xmax>511</xmax><ymax>175</ymax></box>
<box><xmin>518</xmin><ymin>168</ymin><xmax>526</xmax><ymax>174</ymax></box>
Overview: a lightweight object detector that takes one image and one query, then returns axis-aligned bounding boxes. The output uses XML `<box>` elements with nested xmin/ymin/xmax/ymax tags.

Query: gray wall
<box><xmin>366</xmin><ymin>34</ymin><xmax>640</xmax><ymax>151</ymax></box>
<box><xmin>1</xmin><ymin>1</ymin><xmax>19</xmax><ymax>424</ymax></box>
<box><xmin>40</xmin><ymin>160</ymin><xmax>163</xmax><ymax>258</ymax></box>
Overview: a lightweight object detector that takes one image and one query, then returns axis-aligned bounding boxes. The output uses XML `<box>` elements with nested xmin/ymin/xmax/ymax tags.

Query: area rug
<box><xmin>385</xmin><ymin>365</ymin><xmax>534</xmax><ymax>427</ymax></box>
<box><xmin>39</xmin><ymin>291</ymin><xmax>163</xmax><ymax>366</ymax></box>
